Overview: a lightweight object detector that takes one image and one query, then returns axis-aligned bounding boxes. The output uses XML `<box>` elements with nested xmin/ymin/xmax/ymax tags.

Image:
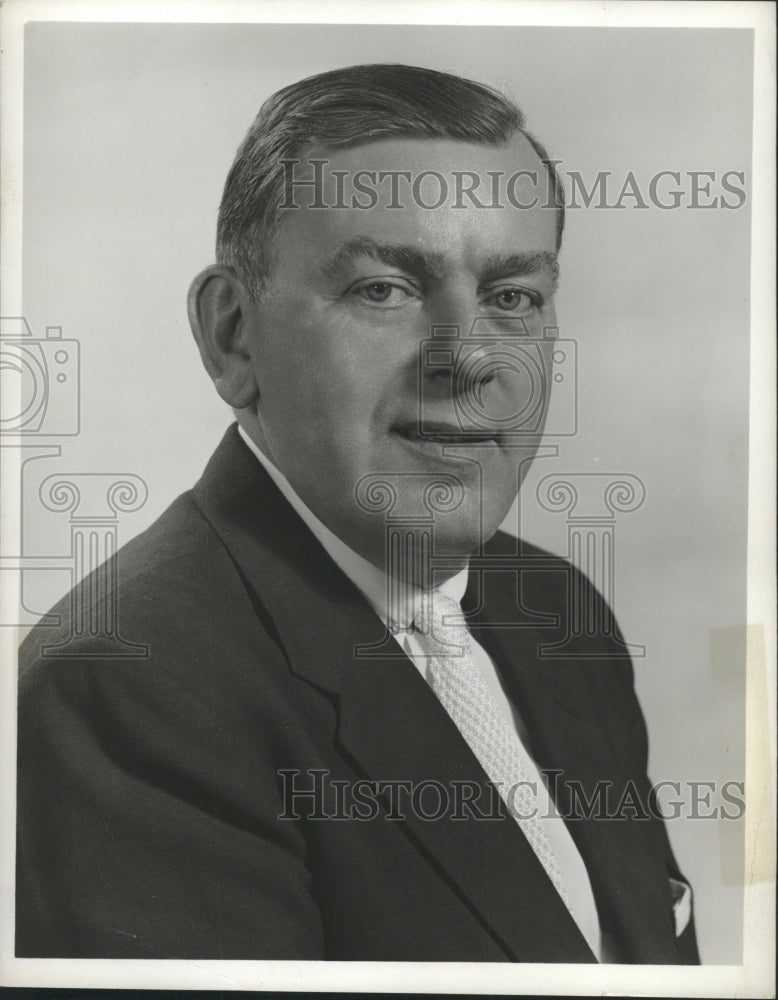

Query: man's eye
<box><xmin>484</xmin><ymin>288</ymin><xmax>540</xmax><ymax>313</ymax></box>
<box><xmin>362</xmin><ymin>282</ymin><xmax>394</xmax><ymax>303</ymax></box>
<box><xmin>352</xmin><ymin>280</ymin><xmax>416</xmax><ymax>305</ymax></box>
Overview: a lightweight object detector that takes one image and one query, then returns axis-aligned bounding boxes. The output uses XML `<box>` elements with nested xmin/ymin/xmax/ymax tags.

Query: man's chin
<box><xmin>343</xmin><ymin>475</ymin><xmax>514</xmax><ymax>582</ymax></box>
<box><xmin>432</xmin><ymin>512</ymin><xmax>502</xmax><ymax>558</ymax></box>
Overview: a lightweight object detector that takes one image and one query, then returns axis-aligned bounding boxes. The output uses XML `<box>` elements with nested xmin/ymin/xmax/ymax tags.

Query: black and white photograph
<box><xmin>0</xmin><ymin>1</ymin><xmax>774</xmax><ymax>995</ymax></box>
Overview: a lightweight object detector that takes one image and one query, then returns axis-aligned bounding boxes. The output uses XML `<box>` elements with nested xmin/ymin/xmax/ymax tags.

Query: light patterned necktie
<box><xmin>416</xmin><ymin>590</ymin><xmax>572</xmax><ymax>914</ymax></box>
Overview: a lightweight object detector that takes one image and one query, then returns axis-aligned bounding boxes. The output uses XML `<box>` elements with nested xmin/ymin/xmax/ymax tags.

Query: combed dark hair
<box><xmin>216</xmin><ymin>63</ymin><xmax>564</xmax><ymax>298</ymax></box>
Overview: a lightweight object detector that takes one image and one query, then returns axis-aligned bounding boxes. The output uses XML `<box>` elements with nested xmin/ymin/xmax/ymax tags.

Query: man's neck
<box><xmin>236</xmin><ymin>423</ymin><xmax>469</xmax><ymax>628</ymax></box>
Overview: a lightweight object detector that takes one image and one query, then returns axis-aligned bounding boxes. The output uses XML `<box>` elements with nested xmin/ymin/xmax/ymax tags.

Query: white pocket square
<box><xmin>669</xmin><ymin>877</ymin><xmax>692</xmax><ymax>937</ymax></box>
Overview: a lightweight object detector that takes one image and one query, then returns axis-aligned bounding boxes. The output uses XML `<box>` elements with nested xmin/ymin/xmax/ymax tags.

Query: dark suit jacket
<box><xmin>17</xmin><ymin>425</ymin><xmax>699</xmax><ymax>963</ymax></box>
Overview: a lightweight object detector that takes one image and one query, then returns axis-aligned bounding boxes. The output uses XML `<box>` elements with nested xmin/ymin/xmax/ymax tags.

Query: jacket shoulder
<box><xmin>485</xmin><ymin>528</ymin><xmax>570</xmax><ymax>565</ymax></box>
<box><xmin>484</xmin><ymin>528</ymin><xmax>611</xmax><ymax>608</ymax></box>
<box><xmin>483</xmin><ymin>528</ymin><xmax>635</xmax><ymax>670</ymax></box>
<box><xmin>18</xmin><ymin>488</ymin><xmax>286</xmax><ymax>713</ymax></box>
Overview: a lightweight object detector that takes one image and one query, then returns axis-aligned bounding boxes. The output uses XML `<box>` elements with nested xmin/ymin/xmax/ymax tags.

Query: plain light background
<box><xmin>18</xmin><ymin>22</ymin><xmax>752</xmax><ymax>964</ymax></box>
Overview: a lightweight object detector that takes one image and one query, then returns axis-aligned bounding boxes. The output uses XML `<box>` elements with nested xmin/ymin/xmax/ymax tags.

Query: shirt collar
<box><xmin>237</xmin><ymin>425</ymin><xmax>469</xmax><ymax>631</ymax></box>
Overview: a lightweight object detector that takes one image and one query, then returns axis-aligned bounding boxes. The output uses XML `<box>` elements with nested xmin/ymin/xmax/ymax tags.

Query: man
<box><xmin>16</xmin><ymin>64</ymin><xmax>698</xmax><ymax>963</ymax></box>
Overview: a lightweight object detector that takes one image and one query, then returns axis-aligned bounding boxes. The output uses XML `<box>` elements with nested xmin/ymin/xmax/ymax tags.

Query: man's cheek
<box><xmin>481</xmin><ymin>464</ymin><xmax>520</xmax><ymax>513</ymax></box>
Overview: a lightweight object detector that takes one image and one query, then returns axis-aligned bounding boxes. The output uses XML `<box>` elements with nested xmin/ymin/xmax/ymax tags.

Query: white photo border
<box><xmin>0</xmin><ymin>1</ymin><xmax>774</xmax><ymax>995</ymax></box>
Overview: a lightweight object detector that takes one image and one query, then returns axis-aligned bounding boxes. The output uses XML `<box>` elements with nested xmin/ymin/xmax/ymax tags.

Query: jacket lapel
<box><xmin>192</xmin><ymin>426</ymin><xmax>595</xmax><ymax>962</ymax></box>
<box><xmin>467</xmin><ymin>558</ymin><xmax>682</xmax><ymax>963</ymax></box>
<box><xmin>333</xmin><ymin>651</ymin><xmax>596</xmax><ymax>963</ymax></box>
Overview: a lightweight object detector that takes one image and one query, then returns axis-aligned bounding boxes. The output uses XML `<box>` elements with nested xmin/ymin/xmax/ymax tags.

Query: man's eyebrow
<box><xmin>482</xmin><ymin>251</ymin><xmax>560</xmax><ymax>290</ymax></box>
<box><xmin>318</xmin><ymin>237</ymin><xmax>445</xmax><ymax>282</ymax></box>
<box><xmin>319</xmin><ymin>239</ymin><xmax>559</xmax><ymax>291</ymax></box>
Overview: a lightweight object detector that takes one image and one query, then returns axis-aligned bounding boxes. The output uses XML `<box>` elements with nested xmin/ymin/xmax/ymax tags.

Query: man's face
<box><xmin>240</xmin><ymin>133</ymin><xmax>559</xmax><ymax>577</ymax></box>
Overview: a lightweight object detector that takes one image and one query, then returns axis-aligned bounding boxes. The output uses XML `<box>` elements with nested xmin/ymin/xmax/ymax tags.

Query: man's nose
<box><xmin>421</xmin><ymin>292</ymin><xmax>499</xmax><ymax>388</ymax></box>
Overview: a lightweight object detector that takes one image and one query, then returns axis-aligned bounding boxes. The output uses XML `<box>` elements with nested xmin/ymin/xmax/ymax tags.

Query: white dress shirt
<box><xmin>238</xmin><ymin>425</ymin><xmax>611</xmax><ymax>959</ymax></box>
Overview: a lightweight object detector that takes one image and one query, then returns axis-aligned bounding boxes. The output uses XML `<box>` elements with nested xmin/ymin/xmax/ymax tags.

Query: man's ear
<box><xmin>187</xmin><ymin>265</ymin><xmax>260</xmax><ymax>408</ymax></box>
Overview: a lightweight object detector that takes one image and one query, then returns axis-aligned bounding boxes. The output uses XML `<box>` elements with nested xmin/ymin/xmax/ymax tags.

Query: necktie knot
<box><xmin>413</xmin><ymin>591</ymin><xmax>470</xmax><ymax>659</ymax></box>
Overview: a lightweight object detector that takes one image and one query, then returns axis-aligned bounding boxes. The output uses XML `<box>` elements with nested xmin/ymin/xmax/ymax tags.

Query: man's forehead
<box><xmin>269</xmin><ymin>129</ymin><xmax>561</xmax><ymax>277</ymax></box>
<box><xmin>292</xmin><ymin>130</ymin><xmax>545</xmax><ymax>176</ymax></box>
<box><xmin>275</xmin><ymin>131</ymin><xmax>558</xmax><ymax>247</ymax></box>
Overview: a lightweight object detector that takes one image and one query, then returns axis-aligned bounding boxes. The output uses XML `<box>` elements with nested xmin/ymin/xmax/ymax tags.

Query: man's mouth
<box><xmin>395</xmin><ymin>424</ymin><xmax>501</xmax><ymax>445</ymax></box>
